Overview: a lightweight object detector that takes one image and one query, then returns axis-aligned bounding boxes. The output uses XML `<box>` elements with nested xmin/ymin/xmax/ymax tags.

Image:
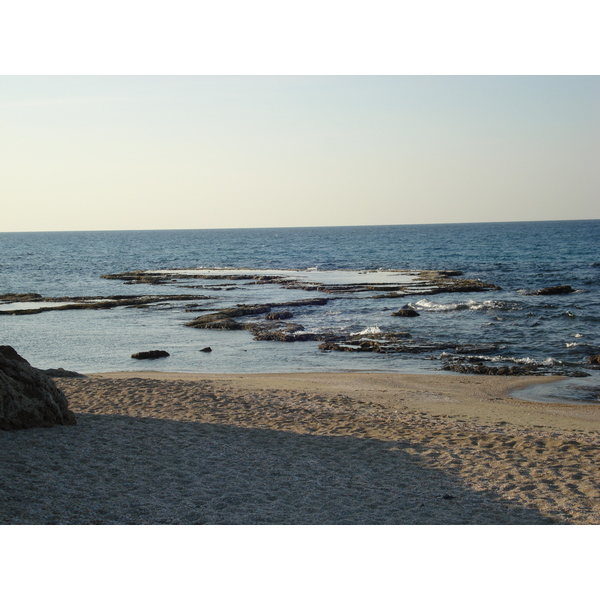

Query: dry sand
<box><xmin>1</xmin><ymin>372</ymin><xmax>598</xmax><ymax>524</ymax></box>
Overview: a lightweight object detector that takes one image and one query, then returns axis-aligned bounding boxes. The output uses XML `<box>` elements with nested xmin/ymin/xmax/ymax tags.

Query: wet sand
<box><xmin>1</xmin><ymin>372</ymin><xmax>598</xmax><ymax>524</ymax></box>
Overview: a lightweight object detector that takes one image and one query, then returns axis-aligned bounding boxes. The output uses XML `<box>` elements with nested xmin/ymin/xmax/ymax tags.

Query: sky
<box><xmin>1</xmin><ymin>75</ymin><xmax>599</xmax><ymax>232</ymax></box>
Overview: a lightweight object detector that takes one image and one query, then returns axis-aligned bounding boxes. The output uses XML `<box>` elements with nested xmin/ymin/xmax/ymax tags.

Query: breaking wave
<box><xmin>355</xmin><ymin>326</ymin><xmax>382</xmax><ymax>335</ymax></box>
<box><xmin>411</xmin><ymin>299</ymin><xmax>519</xmax><ymax>313</ymax></box>
<box><xmin>440</xmin><ymin>353</ymin><xmax>563</xmax><ymax>367</ymax></box>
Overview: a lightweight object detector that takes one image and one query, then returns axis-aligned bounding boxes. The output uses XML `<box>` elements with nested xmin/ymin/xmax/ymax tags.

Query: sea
<box><xmin>1</xmin><ymin>220</ymin><xmax>599</xmax><ymax>404</ymax></box>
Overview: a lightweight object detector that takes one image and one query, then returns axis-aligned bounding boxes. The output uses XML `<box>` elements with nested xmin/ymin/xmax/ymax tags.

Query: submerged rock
<box><xmin>202</xmin><ymin>318</ymin><xmax>245</xmax><ymax>330</ymax></box>
<box><xmin>131</xmin><ymin>350</ymin><xmax>170</xmax><ymax>360</ymax></box>
<box><xmin>266</xmin><ymin>311</ymin><xmax>294</xmax><ymax>320</ymax></box>
<box><xmin>0</xmin><ymin>346</ymin><xmax>77</xmax><ymax>430</ymax></box>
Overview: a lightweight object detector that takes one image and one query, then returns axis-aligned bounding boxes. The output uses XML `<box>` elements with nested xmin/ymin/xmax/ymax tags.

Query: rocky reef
<box><xmin>101</xmin><ymin>268</ymin><xmax>500</xmax><ymax>297</ymax></box>
<box><xmin>10</xmin><ymin>267</ymin><xmax>574</xmax><ymax>377</ymax></box>
<box><xmin>101</xmin><ymin>271</ymin><xmax>255</xmax><ymax>285</ymax></box>
<box><xmin>0</xmin><ymin>293</ymin><xmax>208</xmax><ymax>315</ymax></box>
<box><xmin>184</xmin><ymin>299</ymin><xmax>329</xmax><ymax>342</ymax></box>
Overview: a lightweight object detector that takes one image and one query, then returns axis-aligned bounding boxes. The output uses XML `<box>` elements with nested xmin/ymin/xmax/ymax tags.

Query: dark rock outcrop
<box><xmin>278</xmin><ymin>298</ymin><xmax>328</xmax><ymax>307</ymax></box>
<box><xmin>0</xmin><ymin>293</ymin><xmax>206</xmax><ymax>315</ymax></box>
<box><xmin>437</xmin><ymin>270</ymin><xmax>463</xmax><ymax>277</ymax></box>
<box><xmin>185</xmin><ymin>305</ymin><xmax>271</xmax><ymax>329</ymax></box>
<box><xmin>441</xmin><ymin>361</ymin><xmax>538</xmax><ymax>376</ymax></box>
<box><xmin>265</xmin><ymin>311</ymin><xmax>294</xmax><ymax>320</ymax></box>
<box><xmin>589</xmin><ymin>355</ymin><xmax>600</xmax><ymax>365</ymax></box>
<box><xmin>0</xmin><ymin>346</ymin><xmax>77</xmax><ymax>430</ymax></box>
<box><xmin>440</xmin><ymin>359</ymin><xmax>590</xmax><ymax>377</ymax></box>
<box><xmin>198</xmin><ymin>318</ymin><xmax>244</xmax><ymax>330</ymax></box>
<box><xmin>102</xmin><ymin>271</ymin><xmax>255</xmax><ymax>283</ymax></box>
<box><xmin>199</xmin><ymin>347</ymin><xmax>212</xmax><ymax>353</ymax></box>
<box><xmin>100</xmin><ymin>271</ymin><xmax>174</xmax><ymax>285</ymax></box>
<box><xmin>391</xmin><ymin>309</ymin><xmax>420</xmax><ymax>317</ymax></box>
<box><xmin>0</xmin><ymin>293</ymin><xmax>43</xmax><ymax>302</ymax></box>
<box><xmin>318</xmin><ymin>332</ymin><xmax>441</xmax><ymax>354</ymax></box>
<box><xmin>245</xmin><ymin>321</ymin><xmax>313</xmax><ymax>342</ymax></box>
<box><xmin>131</xmin><ymin>350</ymin><xmax>170</xmax><ymax>359</ymax></box>
<box><xmin>529</xmin><ymin>285</ymin><xmax>575</xmax><ymax>296</ymax></box>
<box><xmin>371</xmin><ymin>272</ymin><xmax>501</xmax><ymax>299</ymax></box>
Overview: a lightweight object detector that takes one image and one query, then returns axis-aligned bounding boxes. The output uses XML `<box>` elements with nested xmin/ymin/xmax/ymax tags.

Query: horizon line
<box><xmin>1</xmin><ymin>217</ymin><xmax>599</xmax><ymax>235</ymax></box>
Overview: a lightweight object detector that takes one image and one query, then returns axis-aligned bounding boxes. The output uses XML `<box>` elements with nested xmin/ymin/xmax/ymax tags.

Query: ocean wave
<box><xmin>355</xmin><ymin>326</ymin><xmax>382</xmax><ymax>335</ymax></box>
<box><xmin>509</xmin><ymin>356</ymin><xmax>562</xmax><ymax>367</ymax></box>
<box><xmin>440</xmin><ymin>352</ymin><xmax>563</xmax><ymax>367</ymax></box>
<box><xmin>411</xmin><ymin>299</ymin><xmax>518</xmax><ymax>313</ymax></box>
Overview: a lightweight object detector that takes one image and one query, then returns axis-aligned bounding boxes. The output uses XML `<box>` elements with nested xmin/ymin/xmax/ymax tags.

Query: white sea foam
<box><xmin>566</xmin><ymin>342</ymin><xmax>579</xmax><ymax>348</ymax></box>
<box><xmin>412</xmin><ymin>299</ymin><xmax>516</xmax><ymax>312</ymax></box>
<box><xmin>355</xmin><ymin>326</ymin><xmax>382</xmax><ymax>335</ymax></box>
<box><xmin>495</xmin><ymin>355</ymin><xmax>562</xmax><ymax>366</ymax></box>
<box><xmin>412</xmin><ymin>299</ymin><xmax>463</xmax><ymax>312</ymax></box>
<box><xmin>442</xmin><ymin>352</ymin><xmax>562</xmax><ymax>367</ymax></box>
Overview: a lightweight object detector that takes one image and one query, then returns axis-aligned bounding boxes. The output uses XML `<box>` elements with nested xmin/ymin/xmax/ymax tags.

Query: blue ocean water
<box><xmin>1</xmin><ymin>221</ymin><xmax>599</xmax><ymax>402</ymax></box>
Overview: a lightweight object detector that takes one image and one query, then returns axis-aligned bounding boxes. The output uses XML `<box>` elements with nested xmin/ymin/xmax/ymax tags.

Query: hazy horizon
<box><xmin>2</xmin><ymin>76</ymin><xmax>599</xmax><ymax>233</ymax></box>
<box><xmin>2</xmin><ymin>217</ymin><xmax>600</xmax><ymax>236</ymax></box>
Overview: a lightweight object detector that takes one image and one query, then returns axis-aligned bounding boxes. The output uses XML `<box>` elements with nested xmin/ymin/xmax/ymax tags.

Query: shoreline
<box><xmin>2</xmin><ymin>371</ymin><xmax>598</xmax><ymax>524</ymax></box>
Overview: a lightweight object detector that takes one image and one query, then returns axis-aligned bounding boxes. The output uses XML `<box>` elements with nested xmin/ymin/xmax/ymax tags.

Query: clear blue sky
<box><xmin>1</xmin><ymin>76</ymin><xmax>598</xmax><ymax>231</ymax></box>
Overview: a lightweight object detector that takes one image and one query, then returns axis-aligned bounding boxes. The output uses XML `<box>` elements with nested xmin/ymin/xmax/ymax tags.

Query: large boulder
<box><xmin>0</xmin><ymin>346</ymin><xmax>77</xmax><ymax>430</ymax></box>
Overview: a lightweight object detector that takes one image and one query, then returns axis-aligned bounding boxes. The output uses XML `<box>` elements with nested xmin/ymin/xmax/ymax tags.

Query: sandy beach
<box><xmin>1</xmin><ymin>372</ymin><xmax>598</xmax><ymax>525</ymax></box>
